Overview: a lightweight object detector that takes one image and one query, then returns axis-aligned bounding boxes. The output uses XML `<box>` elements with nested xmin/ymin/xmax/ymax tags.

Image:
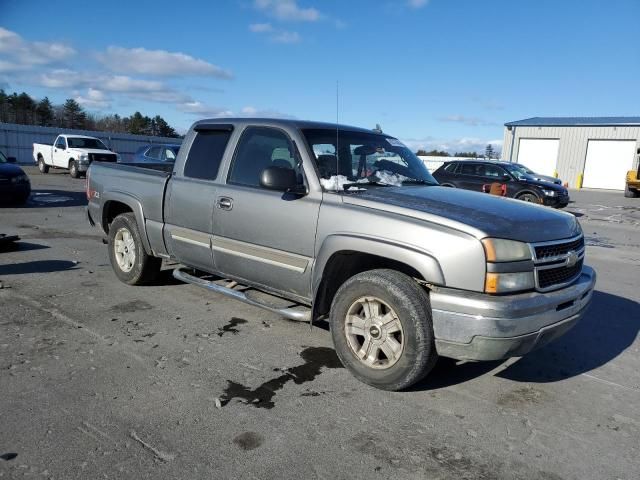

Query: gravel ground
<box><xmin>1</xmin><ymin>167</ymin><xmax>638</xmax><ymax>480</ymax></box>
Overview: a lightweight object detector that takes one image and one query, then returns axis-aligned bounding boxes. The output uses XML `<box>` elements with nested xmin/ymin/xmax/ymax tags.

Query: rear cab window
<box><xmin>183</xmin><ymin>128</ymin><xmax>233</xmax><ymax>181</ymax></box>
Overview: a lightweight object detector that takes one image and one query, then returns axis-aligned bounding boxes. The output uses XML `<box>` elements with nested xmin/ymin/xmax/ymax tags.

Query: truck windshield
<box><xmin>67</xmin><ymin>137</ymin><xmax>108</xmax><ymax>150</ymax></box>
<box><xmin>302</xmin><ymin>128</ymin><xmax>438</xmax><ymax>191</ymax></box>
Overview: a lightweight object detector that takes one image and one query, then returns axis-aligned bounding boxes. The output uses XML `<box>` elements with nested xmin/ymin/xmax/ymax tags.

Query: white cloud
<box><xmin>249</xmin><ymin>23</ymin><xmax>274</xmax><ymax>32</ymax></box>
<box><xmin>0</xmin><ymin>27</ymin><xmax>75</xmax><ymax>68</ymax></box>
<box><xmin>407</xmin><ymin>0</ymin><xmax>429</xmax><ymax>8</ymax></box>
<box><xmin>38</xmin><ymin>69</ymin><xmax>191</xmax><ymax>104</ymax></box>
<box><xmin>402</xmin><ymin>136</ymin><xmax>503</xmax><ymax>155</ymax></box>
<box><xmin>254</xmin><ymin>0</ymin><xmax>321</xmax><ymax>21</ymax></box>
<box><xmin>250</xmin><ymin>23</ymin><xmax>301</xmax><ymax>44</ymax></box>
<box><xmin>240</xmin><ymin>106</ymin><xmax>295</xmax><ymax>118</ymax></box>
<box><xmin>75</xmin><ymin>88</ymin><xmax>110</xmax><ymax>109</ymax></box>
<box><xmin>439</xmin><ymin>115</ymin><xmax>498</xmax><ymax>127</ymax></box>
<box><xmin>178</xmin><ymin>101</ymin><xmax>233</xmax><ymax>118</ymax></box>
<box><xmin>96</xmin><ymin>46</ymin><xmax>232</xmax><ymax>78</ymax></box>
<box><xmin>272</xmin><ymin>31</ymin><xmax>301</xmax><ymax>44</ymax></box>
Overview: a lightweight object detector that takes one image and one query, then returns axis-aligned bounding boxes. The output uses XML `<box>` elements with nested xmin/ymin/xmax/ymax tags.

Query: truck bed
<box><xmin>87</xmin><ymin>161</ymin><xmax>173</xmax><ymax>228</ymax></box>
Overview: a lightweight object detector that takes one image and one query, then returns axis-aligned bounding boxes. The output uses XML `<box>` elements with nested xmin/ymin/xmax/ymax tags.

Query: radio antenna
<box><xmin>335</xmin><ymin>80</ymin><xmax>339</xmax><ymax>190</ymax></box>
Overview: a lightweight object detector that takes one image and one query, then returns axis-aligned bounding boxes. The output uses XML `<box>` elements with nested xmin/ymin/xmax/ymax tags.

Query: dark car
<box><xmin>130</xmin><ymin>144</ymin><xmax>181</xmax><ymax>164</ymax></box>
<box><xmin>0</xmin><ymin>150</ymin><xmax>30</xmax><ymax>205</ymax></box>
<box><xmin>433</xmin><ymin>160</ymin><xmax>569</xmax><ymax>208</ymax></box>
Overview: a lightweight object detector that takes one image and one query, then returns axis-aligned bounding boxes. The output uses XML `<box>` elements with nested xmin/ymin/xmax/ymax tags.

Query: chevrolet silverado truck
<box><xmin>34</xmin><ymin>134</ymin><xmax>119</xmax><ymax>178</ymax></box>
<box><xmin>86</xmin><ymin>119</ymin><xmax>596</xmax><ymax>390</ymax></box>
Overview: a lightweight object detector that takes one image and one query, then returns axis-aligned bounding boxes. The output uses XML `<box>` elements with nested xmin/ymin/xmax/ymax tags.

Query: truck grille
<box><xmin>538</xmin><ymin>259</ymin><xmax>583</xmax><ymax>289</ymax></box>
<box><xmin>89</xmin><ymin>153</ymin><xmax>117</xmax><ymax>163</ymax></box>
<box><xmin>532</xmin><ymin>235</ymin><xmax>585</xmax><ymax>291</ymax></box>
<box><xmin>534</xmin><ymin>236</ymin><xmax>584</xmax><ymax>261</ymax></box>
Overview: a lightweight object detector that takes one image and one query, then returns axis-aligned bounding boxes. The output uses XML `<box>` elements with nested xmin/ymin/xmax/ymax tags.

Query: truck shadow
<box><xmin>414</xmin><ymin>290</ymin><xmax>639</xmax><ymax>390</ymax></box>
<box><xmin>0</xmin><ymin>241</ymin><xmax>50</xmax><ymax>253</ymax></box>
<box><xmin>0</xmin><ymin>260</ymin><xmax>79</xmax><ymax>275</ymax></box>
<box><xmin>496</xmin><ymin>290</ymin><xmax>639</xmax><ymax>384</ymax></box>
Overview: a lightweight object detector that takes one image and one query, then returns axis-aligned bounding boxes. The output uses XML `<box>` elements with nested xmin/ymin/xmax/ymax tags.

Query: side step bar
<box><xmin>172</xmin><ymin>268</ymin><xmax>311</xmax><ymax>322</ymax></box>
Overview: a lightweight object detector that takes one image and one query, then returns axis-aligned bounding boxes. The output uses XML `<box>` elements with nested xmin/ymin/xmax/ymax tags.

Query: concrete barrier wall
<box><xmin>0</xmin><ymin>122</ymin><xmax>182</xmax><ymax>164</ymax></box>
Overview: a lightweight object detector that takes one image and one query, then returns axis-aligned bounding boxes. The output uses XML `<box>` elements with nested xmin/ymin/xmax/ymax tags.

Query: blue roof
<box><xmin>505</xmin><ymin>117</ymin><xmax>640</xmax><ymax>127</ymax></box>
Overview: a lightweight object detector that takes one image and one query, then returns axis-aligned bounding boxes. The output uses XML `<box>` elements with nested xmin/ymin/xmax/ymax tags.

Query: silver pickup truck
<box><xmin>87</xmin><ymin>118</ymin><xmax>596</xmax><ymax>390</ymax></box>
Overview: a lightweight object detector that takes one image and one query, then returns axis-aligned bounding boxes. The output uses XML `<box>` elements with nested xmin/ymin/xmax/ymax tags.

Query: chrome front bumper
<box><xmin>430</xmin><ymin>266</ymin><xmax>596</xmax><ymax>361</ymax></box>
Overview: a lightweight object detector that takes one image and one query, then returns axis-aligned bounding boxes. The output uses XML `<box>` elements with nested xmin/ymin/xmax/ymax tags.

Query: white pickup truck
<box><xmin>33</xmin><ymin>134</ymin><xmax>119</xmax><ymax>178</ymax></box>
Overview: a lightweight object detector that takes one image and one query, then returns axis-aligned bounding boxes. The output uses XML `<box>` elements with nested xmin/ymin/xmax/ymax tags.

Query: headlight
<box><xmin>485</xmin><ymin>272</ymin><xmax>535</xmax><ymax>293</ymax></box>
<box><xmin>10</xmin><ymin>174</ymin><xmax>29</xmax><ymax>184</ymax></box>
<box><xmin>481</xmin><ymin>238</ymin><xmax>532</xmax><ymax>262</ymax></box>
<box><xmin>542</xmin><ymin>189</ymin><xmax>557</xmax><ymax>197</ymax></box>
<box><xmin>79</xmin><ymin>154</ymin><xmax>89</xmax><ymax>162</ymax></box>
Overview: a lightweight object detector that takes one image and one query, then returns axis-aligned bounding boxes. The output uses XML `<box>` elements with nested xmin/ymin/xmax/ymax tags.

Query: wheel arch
<box><xmin>311</xmin><ymin>235</ymin><xmax>444</xmax><ymax>320</ymax></box>
<box><xmin>101</xmin><ymin>193</ymin><xmax>153</xmax><ymax>254</ymax></box>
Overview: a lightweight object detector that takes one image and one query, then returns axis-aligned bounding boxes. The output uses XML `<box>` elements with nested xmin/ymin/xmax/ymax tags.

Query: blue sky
<box><xmin>1</xmin><ymin>0</ymin><xmax>638</xmax><ymax>153</ymax></box>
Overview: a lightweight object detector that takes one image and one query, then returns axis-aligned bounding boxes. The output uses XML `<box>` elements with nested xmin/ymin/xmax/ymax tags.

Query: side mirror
<box><xmin>58</xmin><ymin>145</ymin><xmax>66</xmax><ymax>150</ymax></box>
<box><xmin>501</xmin><ymin>174</ymin><xmax>511</xmax><ymax>182</ymax></box>
<box><xmin>260</xmin><ymin>166</ymin><xmax>301</xmax><ymax>192</ymax></box>
<box><xmin>7</xmin><ymin>156</ymin><xmax>16</xmax><ymax>163</ymax></box>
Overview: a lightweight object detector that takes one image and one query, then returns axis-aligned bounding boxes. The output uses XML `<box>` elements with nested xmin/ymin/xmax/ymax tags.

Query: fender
<box><xmin>101</xmin><ymin>191</ymin><xmax>153</xmax><ymax>255</ymax></box>
<box><xmin>312</xmin><ymin>233</ymin><xmax>445</xmax><ymax>300</ymax></box>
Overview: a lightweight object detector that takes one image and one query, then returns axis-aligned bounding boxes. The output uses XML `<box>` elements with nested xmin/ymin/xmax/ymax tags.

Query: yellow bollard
<box><xmin>553</xmin><ymin>170</ymin><xmax>558</xmax><ymax>178</ymax></box>
<box><xmin>576</xmin><ymin>173</ymin><xmax>583</xmax><ymax>189</ymax></box>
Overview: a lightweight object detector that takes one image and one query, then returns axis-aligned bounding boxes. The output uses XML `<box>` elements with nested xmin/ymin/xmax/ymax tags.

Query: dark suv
<box><xmin>432</xmin><ymin>160</ymin><xmax>569</xmax><ymax>208</ymax></box>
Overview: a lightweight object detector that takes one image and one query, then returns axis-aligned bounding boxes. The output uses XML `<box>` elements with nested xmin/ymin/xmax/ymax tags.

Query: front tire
<box><xmin>108</xmin><ymin>213</ymin><xmax>161</xmax><ymax>285</ymax></box>
<box><xmin>624</xmin><ymin>184</ymin><xmax>638</xmax><ymax>198</ymax></box>
<box><xmin>69</xmin><ymin>160</ymin><xmax>80</xmax><ymax>178</ymax></box>
<box><xmin>518</xmin><ymin>192</ymin><xmax>539</xmax><ymax>203</ymax></box>
<box><xmin>38</xmin><ymin>157</ymin><xmax>49</xmax><ymax>173</ymax></box>
<box><xmin>330</xmin><ymin>269</ymin><xmax>438</xmax><ymax>391</ymax></box>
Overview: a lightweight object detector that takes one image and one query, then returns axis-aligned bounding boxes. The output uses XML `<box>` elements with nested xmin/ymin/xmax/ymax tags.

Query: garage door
<box><xmin>516</xmin><ymin>139</ymin><xmax>560</xmax><ymax>177</ymax></box>
<box><xmin>582</xmin><ymin>140</ymin><xmax>636</xmax><ymax>190</ymax></box>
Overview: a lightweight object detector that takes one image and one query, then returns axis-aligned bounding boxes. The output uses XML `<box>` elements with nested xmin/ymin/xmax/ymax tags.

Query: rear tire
<box><xmin>329</xmin><ymin>269</ymin><xmax>438</xmax><ymax>391</ymax></box>
<box><xmin>624</xmin><ymin>184</ymin><xmax>638</xmax><ymax>198</ymax></box>
<box><xmin>69</xmin><ymin>160</ymin><xmax>80</xmax><ymax>178</ymax></box>
<box><xmin>108</xmin><ymin>213</ymin><xmax>161</xmax><ymax>285</ymax></box>
<box><xmin>38</xmin><ymin>157</ymin><xmax>49</xmax><ymax>174</ymax></box>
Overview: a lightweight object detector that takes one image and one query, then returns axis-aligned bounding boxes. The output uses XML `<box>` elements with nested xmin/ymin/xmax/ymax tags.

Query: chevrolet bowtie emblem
<box><xmin>566</xmin><ymin>250</ymin><xmax>578</xmax><ymax>268</ymax></box>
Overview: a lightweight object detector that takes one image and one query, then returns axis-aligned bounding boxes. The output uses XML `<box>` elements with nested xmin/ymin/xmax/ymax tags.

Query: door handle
<box><xmin>217</xmin><ymin>196</ymin><xmax>233</xmax><ymax>210</ymax></box>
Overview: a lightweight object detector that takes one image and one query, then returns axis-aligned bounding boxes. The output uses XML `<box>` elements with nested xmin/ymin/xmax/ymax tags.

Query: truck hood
<box><xmin>68</xmin><ymin>148</ymin><xmax>115</xmax><ymax>155</ymax></box>
<box><xmin>342</xmin><ymin>186</ymin><xmax>581</xmax><ymax>243</ymax></box>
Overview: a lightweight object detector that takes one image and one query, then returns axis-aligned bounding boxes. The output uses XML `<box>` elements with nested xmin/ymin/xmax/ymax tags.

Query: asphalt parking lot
<box><xmin>1</xmin><ymin>167</ymin><xmax>639</xmax><ymax>480</ymax></box>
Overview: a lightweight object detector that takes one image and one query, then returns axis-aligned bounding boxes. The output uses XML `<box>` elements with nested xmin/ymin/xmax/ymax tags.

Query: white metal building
<box><xmin>502</xmin><ymin>117</ymin><xmax>640</xmax><ymax>190</ymax></box>
<box><xmin>0</xmin><ymin>122</ymin><xmax>182</xmax><ymax>164</ymax></box>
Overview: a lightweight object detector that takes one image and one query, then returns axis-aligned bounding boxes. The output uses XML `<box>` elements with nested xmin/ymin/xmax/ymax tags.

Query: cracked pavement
<box><xmin>1</xmin><ymin>169</ymin><xmax>638</xmax><ymax>479</ymax></box>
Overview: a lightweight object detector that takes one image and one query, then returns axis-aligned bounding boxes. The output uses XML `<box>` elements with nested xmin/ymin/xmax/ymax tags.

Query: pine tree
<box><xmin>485</xmin><ymin>144</ymin><xmax>495</xmax><ymax>159</ymax></box>
<box><xmin>153</xmin><ymin>115</ymin><xmax>177</xmax><ymax>137</ymax></box>
<box><xmin>36</xmin><ymin>97</ymin><xmax>55</xmax><ymax>126</ymax></box>
<box><xmin>62</xmin><ymin>98</ymin><xmax>87</xmax><ymax>129</ymax></box>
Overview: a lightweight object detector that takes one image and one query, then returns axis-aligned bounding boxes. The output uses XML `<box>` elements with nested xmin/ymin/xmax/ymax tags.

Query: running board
<box><xmin>172</xmin><ymin>268</ymin><xmax>311</xmax><ymax>322</ymax></box>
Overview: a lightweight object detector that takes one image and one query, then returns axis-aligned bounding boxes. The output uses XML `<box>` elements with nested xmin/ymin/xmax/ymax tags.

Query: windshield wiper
<box><xmin>401</xmin><ymin>180</ymin><xmax>438</xmax><ymax>186</ymax></box>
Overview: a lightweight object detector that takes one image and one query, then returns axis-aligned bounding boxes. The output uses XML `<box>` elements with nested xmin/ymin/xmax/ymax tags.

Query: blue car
<box><xmin>0</xmin><ymin>150</ymin><xmax>30</xmax><ymax>205</ymax></box>
<box><xmin>131</xmin><ymin>144</ymin><xmax>181</xmax><ymax>163</ymax></box>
